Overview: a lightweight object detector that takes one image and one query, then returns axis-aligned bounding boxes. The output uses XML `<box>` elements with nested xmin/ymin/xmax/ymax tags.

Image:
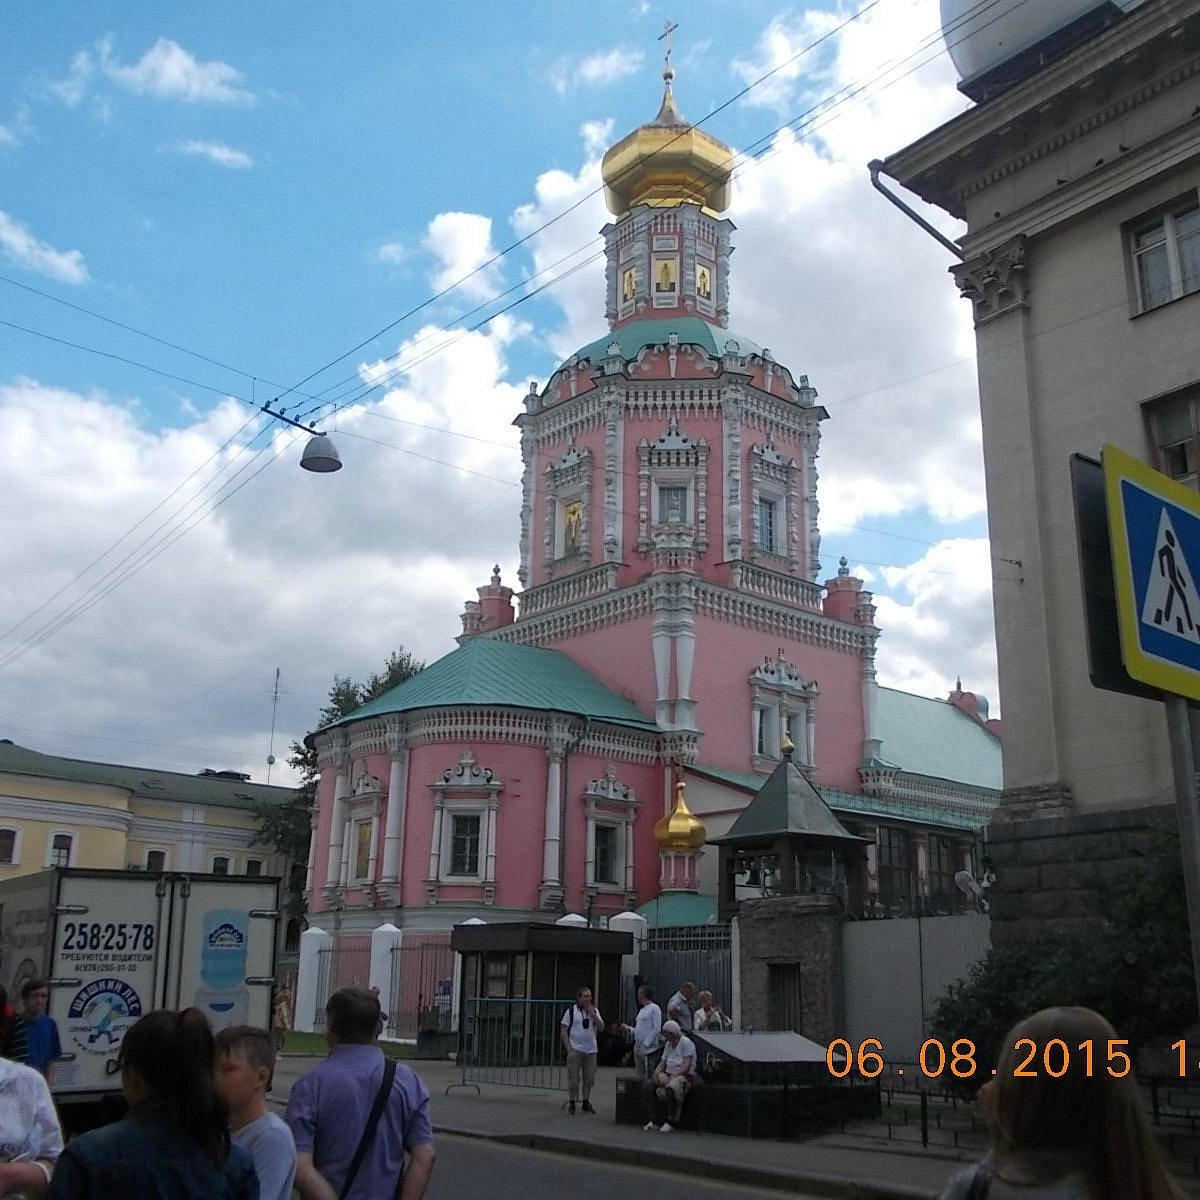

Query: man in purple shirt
<box><xmin>286</xmin><ymin>987</ymin><xmax>435</xmax><ymax>1200</ymax></box>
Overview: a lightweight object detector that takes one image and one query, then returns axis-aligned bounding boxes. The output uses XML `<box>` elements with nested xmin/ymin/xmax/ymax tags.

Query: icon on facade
<box><xmin>654</xmin><ymin>258</ymin><xmax>677</xmax><ymax>294</ymax></box>
<box><xmin>1142</xmin><ymin>508</ymin><xmax>1200</xmax><ymax>644</ymax></box>
<box><xmin>696</xmin><ymin>264</ymin><xmax>712</xmax><ymax>300</ymax></box>
<box><xmin>622</xmin><ymin>267</ymin><xmax>636</xmax><ymax>301</ymax></box>
<box><xmin>563</xmin><ymin>500</ymin><xmax>584</xmax><ymax>556</ymax></box>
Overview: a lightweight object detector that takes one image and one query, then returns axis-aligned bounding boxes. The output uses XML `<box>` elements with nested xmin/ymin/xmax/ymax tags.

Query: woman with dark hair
<box><xmin>0</xmin><ymin>983</ymin><xmax>29</xmax><ymax>1064</ymax></box>
<box><xmin>940</xmin><ymin>1006</ymin><xmax>1186</xmax><ymax>1200</ymax></box>
<box><xmin>47</xmin><ymin>1008</ymin><xmax>258</xmax><ymax>1199</ymax></box>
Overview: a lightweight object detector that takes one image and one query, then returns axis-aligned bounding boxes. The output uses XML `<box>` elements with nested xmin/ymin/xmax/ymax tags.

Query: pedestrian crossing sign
<box><xmin>1104</xmin><ymin>443</ymin><xmax>1200</xmax><ymax>700</ymax></box>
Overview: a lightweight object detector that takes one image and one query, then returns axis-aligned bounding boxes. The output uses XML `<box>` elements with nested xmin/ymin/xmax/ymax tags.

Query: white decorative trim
<box><xmin>0</xmin><ymin>794</ymin><xmax>133</xmax><ymax>835</ymax></box>
<box><xmin>583</xmin><ymin>765</ymin><xmax>639</xmax><ymax>904</ymax></box>
<box><xmin>427</xmin><ymin>751</ymin><xmax>502</xmax><ymax>906</ymax></box>
<box><xmin>0</xmin><ymin>826</ymin><xmax>22</xmax><ymax>867</ymax></box>
<box><xmin>749</xmin><ymin>652</ymin><xmax>818</xmax><ymax>771</ymax></box>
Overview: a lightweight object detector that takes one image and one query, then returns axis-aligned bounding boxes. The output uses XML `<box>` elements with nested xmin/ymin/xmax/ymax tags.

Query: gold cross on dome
<box><xmin>658</xmin><ymin>19</ymin><xmax>679</xmax><ymax>72</ymax></box>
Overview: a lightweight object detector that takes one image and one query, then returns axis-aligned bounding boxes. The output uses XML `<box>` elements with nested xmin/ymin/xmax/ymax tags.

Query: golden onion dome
<box><xmin>654</xmin><ymin>778</ymin><xmax>707</xmax><ymax>851</ymax></box>
<box><xmin>601</xmin><ymin>68</ymin><xmax>733</xmax><ymax>217</ymax></box>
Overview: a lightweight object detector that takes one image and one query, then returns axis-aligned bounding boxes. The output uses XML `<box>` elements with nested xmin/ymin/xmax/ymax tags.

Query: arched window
<box><xmin>48</xmin><ymin>832</ymin><xmax>74</xmax><ymax>869</ymax></box>
<box><xmin>211</xmin><ymin>855</ymin><xmax>230</xmax><ymax>875</ymax></box>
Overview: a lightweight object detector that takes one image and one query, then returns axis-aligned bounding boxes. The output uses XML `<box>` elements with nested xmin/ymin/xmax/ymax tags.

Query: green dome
<box><xmin>573</xmin><ymin>317</ymin><xmax>761</xmax><ymax>366</ymax></box>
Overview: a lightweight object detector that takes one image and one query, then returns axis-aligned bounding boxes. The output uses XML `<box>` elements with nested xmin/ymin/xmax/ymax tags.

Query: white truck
<box><xmin>0</xmin><ymin>867</ymin><xmax>279</xmax><ymax>1123</ymax></box>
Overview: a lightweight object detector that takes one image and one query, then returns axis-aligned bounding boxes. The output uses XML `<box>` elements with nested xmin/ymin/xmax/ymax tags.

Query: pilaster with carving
<box><xmin>723</xmin><ymin>393</ymin><xmax>743</xmax><ymax>561</ymax></box>
<box><xmin>952</xmin><ymin>235</ymin><xmax>1029</xmax><ymax>326</ymax></box>
<box><xmin>540</xmin><ymin>718</ymin><xmax>572</xmax><ymax>909</ymax></box>
<box><xmin>603</xmin><ymin>392</ymin><xmax>623</xmax><ymax>562</ymax></box>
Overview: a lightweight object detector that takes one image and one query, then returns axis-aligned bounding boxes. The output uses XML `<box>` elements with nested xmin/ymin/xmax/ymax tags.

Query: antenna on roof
<box><xmin>266</xmin><ymin>667</ymin><xmax>281</xmax><ymax>784</ymax></box>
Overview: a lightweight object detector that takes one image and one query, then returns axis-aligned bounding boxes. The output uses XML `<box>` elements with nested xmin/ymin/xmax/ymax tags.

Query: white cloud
<box><xmin>0</xmin><ymin>211</ymin><xmax>89</xmax><ymax>284</ymax></box>
<box><xmin>376</xmin><ymin>241</ymin><xmax>406</xmax><ymax>266</ymax></box>
<box><xmin>100</xmin><ymin>38</ymin><xmax>256</xmax><ymax>105</ymax></box>
<box><xmin>423</xmin><ymin>212</ymin><xmax>501</xmax><ymax>301</ymax></box>
<box><xmin>50</xmin><ymin>51</ymin><xmax>94</xmax><ymax>107</ymax></box>
<box><xmin>732</xmin><ymin>10</ymin><xmax>843</xmax><ymax>112</ymax></box>
<box><xmin>176</xmin><ymin>140</ymin><xmax>253</xmax><ymax>169</ymax></box>
<box><xmin>551</xmin><ymin>47</ymin><xmax>644</xmax><ymax>95</ymax></box>
<box><xmin>0</xmin><ymin>105</ymin><xmax>33</xmax><ymax>147</ymax></box>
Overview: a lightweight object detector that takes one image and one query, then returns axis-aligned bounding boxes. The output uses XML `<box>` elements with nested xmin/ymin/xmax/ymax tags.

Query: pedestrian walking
<box><xmin>939</xmin><ymin>1006</ymin><xmax>1186</xmax><ymax>1200</ymax></box>
<box><xmin>286</xmin><ymin>986</ymin><xmax>435</xmax><ymax>1200</ymax></box>
<box><xmin>617</xmin><ymin>985</ymin><xmax>662</xmax><ymax>1080</ymax></box>
<box><xmin>46</xmin><ymin>1008</ymin><xmax>257</xmax><ymax>1199</ymax></box>
<box><xmin>560</xmin><ymin>985</ymin><xmax>604</xmax><ymax>1115</ymax></box>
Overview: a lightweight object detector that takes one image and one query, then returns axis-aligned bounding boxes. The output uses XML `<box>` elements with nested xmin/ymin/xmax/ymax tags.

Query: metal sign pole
<box><xmin>1165</xmin><ymin>695</ymin><xmax>1200</xmax><ymax>1013</ymax></box>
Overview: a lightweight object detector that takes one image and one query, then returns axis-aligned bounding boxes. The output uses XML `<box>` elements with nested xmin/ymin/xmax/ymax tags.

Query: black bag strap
<box><xmin>964</xmin><ymin>1165</ymin><xmax>991</xmax><ymax>1200</ymax></box>
<box><xmin>338</xmin><ymin>1057</ymin><xmax>397</xmax><ymax>1200</ymax></box>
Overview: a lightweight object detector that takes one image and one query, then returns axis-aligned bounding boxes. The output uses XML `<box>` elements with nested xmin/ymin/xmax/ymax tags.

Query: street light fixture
<box><xmin>260</xmin><ymin>402</ymin><xmax>342</xmax><ymax>473</ymax></box>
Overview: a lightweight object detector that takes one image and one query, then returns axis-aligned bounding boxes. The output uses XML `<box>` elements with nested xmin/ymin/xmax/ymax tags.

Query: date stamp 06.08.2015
<box><xmin>824</xmin><ymin>1037</ymin><xmax>1153</xmax><ymax>1081</ymax></box>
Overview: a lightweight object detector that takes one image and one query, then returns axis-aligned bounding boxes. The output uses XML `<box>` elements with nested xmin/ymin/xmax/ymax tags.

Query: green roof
<box><xmin>0</xmin><ymin>741</ymin><xmax>297</xmax><ymax>810</ymax></box>
<box><xmin>324</xmin><ymin>638</ymin><xmax>657</xmax><ymax>733</ymax></box>
<box><xmin>875</xmin><ymin>688</ymin><xmax>1002</xmax><ymax>790</ymax></box>
<box><xmin>636</xmin><ymin>891</ymin><xmax>718</xmax><ymax>929</ymax></box>
<box><xmin>573</xmin><ymin>317</ymin><xmax>762</xmax><ymax>366</ymax></box>
<box><xmin>710</xmin><ymin>758</ymin><xmax>868</xmax><ymax>846</ymax></box>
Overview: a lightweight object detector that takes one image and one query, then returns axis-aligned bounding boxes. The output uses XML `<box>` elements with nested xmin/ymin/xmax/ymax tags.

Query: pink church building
<box><xmin>302</xmin><ymin>70</ymin><xmax>1001</xmax><ymax>948</ymax></box>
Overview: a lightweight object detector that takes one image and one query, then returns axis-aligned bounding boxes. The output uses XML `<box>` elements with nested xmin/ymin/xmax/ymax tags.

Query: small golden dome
<box><xmin>601</xmin><ymin>69</ymin><xmax>733</xmax><ymax>217</ymax></box>
<box><xmin>654</xmin><ymin>778</ymin><xmax>707</xmax><ymax>851</ymax></box>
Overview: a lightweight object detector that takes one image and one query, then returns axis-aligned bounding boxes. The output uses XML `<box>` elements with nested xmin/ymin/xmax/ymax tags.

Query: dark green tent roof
<box><xmin>318</xmin><ymin>637</ymin><xmax>657</xmax><ymax>735</ymax></box>
<box><xmin>709</xmin><ymin>756</ymin><xmax>868</xmax><ymax>847</ymax></box>
<box><xmin>573</xmin><ymin>317</ymin><xmax>762</xmax><ymax>366</ymax></box>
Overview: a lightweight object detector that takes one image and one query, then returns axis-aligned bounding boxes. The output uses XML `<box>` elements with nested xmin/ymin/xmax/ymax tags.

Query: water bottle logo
<box><xmin>208</xmin><ymin>922</ymin><xmax>245</xmax><ymax>949</ymax></box>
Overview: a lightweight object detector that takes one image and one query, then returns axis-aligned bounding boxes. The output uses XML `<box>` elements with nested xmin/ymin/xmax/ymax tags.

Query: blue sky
<box><xmin>0</xmin><ymin>2</ymin><xmax>994</xmax><ymax>779</ymax></box>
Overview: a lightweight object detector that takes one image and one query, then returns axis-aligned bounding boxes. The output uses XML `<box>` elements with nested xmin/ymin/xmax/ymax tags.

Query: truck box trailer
<box><xmin>0</xmin><ymin>867</ymin><xmax>279</xmax><ymax>1106</ymax></box>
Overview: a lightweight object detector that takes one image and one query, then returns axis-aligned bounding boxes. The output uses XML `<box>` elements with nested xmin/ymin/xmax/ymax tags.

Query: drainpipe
<box><xmin>868</xmin><ymin>160</ymin><xmax>964</xmax><ymax>260</ymax></box>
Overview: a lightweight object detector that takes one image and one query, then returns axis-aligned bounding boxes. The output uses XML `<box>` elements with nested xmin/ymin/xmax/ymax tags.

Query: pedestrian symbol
<box><xmin>1142</xmin><ymin>509</ymin><xmax>1200</xmax><ymax>645</ymax></box>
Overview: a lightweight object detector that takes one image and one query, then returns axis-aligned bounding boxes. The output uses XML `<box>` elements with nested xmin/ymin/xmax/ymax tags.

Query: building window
<box><xmin>594</xmin><ymin>825</ymin><xmax>619</xmax><ymax>885</ymax></box>
<box><xmin>0</xmin><ymin>829</ymin><xmax>17</xmax><ymax>866</ymax></box>
<box><xmin>927</xmin><ymin>835</ymin><xmax>956</xmax><ymax>910</ymax></box>
<box><xmin>754</xmin><ymin>708</ymin><xmax>766</xmax><ymax>757</ymax></box>
<box><xmin>353</xmin><ymin>820</ymin><xmax>373</xmax><ymax>881</ymax></box>
<box><xmin>877</xmin><ymin>828</ymin><xmax>912</xmax><ymax>913</ymax></box>
<box><xmin>449</xmin><ymin>814</ymin><xmax>481</xmax><ymax>876</ymax></box>
<box><xmin>211</xmin><ymin>856</ymin><xmax>230</xmax><ymax>876</ymax></box>
<box><xmin>757</xmin><ymin>497</ymin><xmax>778</xmax><ymax>552</ymax></box>
<box><xmin>146</xmin><ymin>849</ymin><xmax>167</xmax><ymax>872</ymax></box>
<box><xmin>245</xmin><ymin>858</ymin><xmax>263</xmax><ymax>877</ymax></box>
<box><xmin>48</xmin><ymin>833</ymin><xmax>73</xmax><ymax>869</ymax></box>
<box><xmin>657</xmin><ymin>485</ymin><xmax>689</xmax><ymax>524</ymax></box>
<box><xmin>1148</xmin><ymin>390</ymin><xmax>1200</xmax><ymax>488</ymax></box>
<box><xmin>1133</xmin><ymin>201</ymin><xmax>1200</xmax><ymax>312</ymax></box>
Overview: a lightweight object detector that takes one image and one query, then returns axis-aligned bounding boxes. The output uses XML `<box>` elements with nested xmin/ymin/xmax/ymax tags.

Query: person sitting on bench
<box><xmin>642</xmin><ymin>1020</ymin><xmax>696</xmax><ymax>1133</ymax></box>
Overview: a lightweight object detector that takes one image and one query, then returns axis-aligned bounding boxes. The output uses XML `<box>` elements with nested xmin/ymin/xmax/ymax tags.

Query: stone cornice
<box><xmin>0</xmin><ymin>794</ymin><xmax>134</xmax><ymax>834</ymax></box>
<box><xmin>881</xmin><ymin>2</ymin><xmax>1200</xmax><ymax>217</ymax></box>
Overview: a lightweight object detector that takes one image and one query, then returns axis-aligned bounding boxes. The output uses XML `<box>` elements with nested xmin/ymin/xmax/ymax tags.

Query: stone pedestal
<box><xmin>735</xmin><ymin>893</ymin><xmax>843</xmax><ymax>1044</ymax></box>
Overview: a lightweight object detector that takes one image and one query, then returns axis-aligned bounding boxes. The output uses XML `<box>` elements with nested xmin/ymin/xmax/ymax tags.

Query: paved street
<box><xmin>425</xmin><ymin>1133</ymin><xmax>819</xmax><ymax>1199</ymax></box>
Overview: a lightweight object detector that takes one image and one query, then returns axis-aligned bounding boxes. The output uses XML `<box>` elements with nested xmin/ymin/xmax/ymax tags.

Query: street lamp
<box><xmin>260</xmin><ymin>402</ymin><xmax>342</xmax><ymax>473</ymax></box>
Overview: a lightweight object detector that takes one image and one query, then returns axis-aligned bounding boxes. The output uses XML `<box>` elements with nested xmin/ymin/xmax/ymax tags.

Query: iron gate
<box><xmin>388</xmin><ymin>934</ymin><xmax>455</xmax><ymax>1041</ymax></box>
<box><xmin>310</xmin><ymin>933</ymin><xmax>372</xmax><ymax>1031</ymax></box>
<box><xmin>628</xmin><ymin>923</ymin><xmax>732</xmax><ymax>1023</ymax></box>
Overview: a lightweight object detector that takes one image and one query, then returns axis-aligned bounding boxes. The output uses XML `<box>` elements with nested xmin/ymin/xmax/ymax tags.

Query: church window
<box><xmin>757</xmin><ymin>498</ymin><xmax>778</xmax><ymax>552</ymax></box>
<box><xmin>657</xmin><ymin>485</ymin><xmax>689</xmax><ymax>524</ymax></box>
<box><xmin>754</xmin><ymin>708</ymin><xmax>766</xmax><ymax>757</ymax></box>
<box><xmin>353</xmin><ymin>819</ymin><xmax>372</xmax><ymax>880</ymax></box>
<box><xmin>48</xmin><ymin>832</ymin><xmax>73</xmax><ymax>869</ymax></box>
<box><xmin>0</xmin><ymin>829</ymin><xmax>18</xmax><ymax>865</ymax></box>
<box><xmin>1131</xmin><ymin>199</ymin><xmax>1200</xmax><ymax>313</ymax></box>
<box><xmin>145</xmin><ymin>848</ymin><xmax>167</xmax><ymax>872</ymax></box>
<box><xmin>245</xmin><ymin>858</ymin><xmax>263</xmax><ymax>877</ymax></box>
<box><xmin>1147</xmin><ymin>388</ymin><xmax>1200</xmax><ymax>488</ymax></box>
<box><xmin>211</xmin><ymin>855</ymin><xmax>230</xmax><ymax>875</ymax></box>
<box><xmin>449</xmin><ymin>814</ymin><xmax>481</xmax><ymax>876</ymax></box>
<box><xmin>877</xmin><ymin>828</ymin><xmax>912</xmax><ymax>913</ymax></box>
<box><xmin>594</xmin><ymin>825</ymin><xmax>618</xmax><ymax>885</ymax></box>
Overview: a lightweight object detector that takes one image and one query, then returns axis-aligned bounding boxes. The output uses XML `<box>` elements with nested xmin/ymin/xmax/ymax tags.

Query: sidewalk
<box><xmin>274</xmin><ymin>1055</ymin><xmax>967</xmax><ymax>1199</ymax></box>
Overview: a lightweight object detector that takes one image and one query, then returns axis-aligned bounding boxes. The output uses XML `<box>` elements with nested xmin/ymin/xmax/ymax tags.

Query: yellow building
<box><xmin>0</xmin><ymin>739</ymin><xmax>296</xmax><ymax>880</ymax></box>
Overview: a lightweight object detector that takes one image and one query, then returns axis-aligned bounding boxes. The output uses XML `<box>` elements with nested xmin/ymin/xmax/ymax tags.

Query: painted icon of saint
<box><xmin>697</xmin><ymin>265</ymin><xmax>711</xmax><ymax>300</ymax></box>
<box><xmin>622</xmin><ymin>268</ymin><xmax>636</xmax><ymax>301</ymax></box>
<box><xmin>563</xmin><ymin>500</ymin><xmax>584</xmax><ymax>555</ymax></box>
<box><xmin>655</xmin><ymin>259</ymin><xmax>677</xmax><ymax>293</ymax></box>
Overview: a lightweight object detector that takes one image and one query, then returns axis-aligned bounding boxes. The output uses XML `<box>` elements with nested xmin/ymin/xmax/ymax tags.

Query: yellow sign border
<box><xmin>1103</xmin><ymin>442</ymin><xmax>1200</xmax><ymax>702</ymax></box>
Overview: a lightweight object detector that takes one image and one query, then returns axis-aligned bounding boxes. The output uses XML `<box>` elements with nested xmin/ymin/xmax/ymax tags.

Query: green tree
<box><xmin>929</xmin><ymin>818</ymin><xmax>1195</xmax><ymax>1078</ymax></box>
<box><xmin>251</xmin><ymin>648</ymin><xmax>424</xmax><ymax>918</ymax></box>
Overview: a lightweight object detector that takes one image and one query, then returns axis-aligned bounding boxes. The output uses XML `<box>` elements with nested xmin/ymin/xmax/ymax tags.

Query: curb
<box><xmin>432</xmin><ymin>1123</ymin><xmax>939</xmax><ymax>1200</ymax></box>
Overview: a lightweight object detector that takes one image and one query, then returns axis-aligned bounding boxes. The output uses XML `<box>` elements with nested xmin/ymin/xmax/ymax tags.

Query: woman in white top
<box><xmin>692</xmin><ymin>991</ymin><xmax>731</xmax><ymax>1033</ymax></box>
<box><xmin>0</xmin><ymin>1054</ymin><xmax>63</xmax><ymax>1195</ymax></box>
<box><xmin>940</xmin><ymin>1007</ymin><xmax>1185</xmax><ymax>1200</ymax></box>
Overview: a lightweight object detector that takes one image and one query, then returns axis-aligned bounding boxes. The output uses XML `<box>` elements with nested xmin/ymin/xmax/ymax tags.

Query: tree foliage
<box><xmin>929</xmin><ymin>819</ymin><xmax>1195</xmax><ymax>1076</ymax></box>
<box><xmin>251</xmin><ymin>648</ymin><xmax>424</xmax><ymax>918</ymax></box>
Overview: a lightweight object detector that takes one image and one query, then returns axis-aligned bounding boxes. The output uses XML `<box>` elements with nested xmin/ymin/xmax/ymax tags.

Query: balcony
<box><xmin>518</xmin><ymin>562</ymin><xmax>618</xmax><ymax>618</ymax></box>
<box><xmin>729</xmin><ymin>560</ymin><xmax>822</xmax><ymax>610</ymax></box>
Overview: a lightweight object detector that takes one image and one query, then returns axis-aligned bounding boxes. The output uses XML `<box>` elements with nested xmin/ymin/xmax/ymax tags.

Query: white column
<box><xmin>484</xmin><ymin>798</ymin><xmax>498</xmax><ymax>886</ymax></box>
<box><xmin>609</xmin><ymin>910</ymin><xmax>646</xmax><ymax>984</ymax></box>
<box><xmin>369</xmin><ymin>923</ymin><xmax>403</xmax><ymax>1036</ymax></box>
<box><xmin>541</xmin><ymin>750</ymin><xmax>564</xmax><ymax>887</ymax></box>
<box><xmin>339</xmin><ymin>812</ymin><xmax>353</xmax><ymax>886</ymax></box>
<box><xmin>304</xmin><ymin>812</ymin><xmax>319</xmax><ymax>895</ymax></box>
<box><xmin>366</xmin><ymin>814</ymin><xmax>380</xmax><ymax>883</ymax></box>
<box><xmin>861</xmin><ymin>654</ymin><xmax>880</xmax><ymax>762</ymax></box>
<box><xmin>295</xmin><ymin>926</ymin><xmax>332</xmax><ymax>1034</ymax></box>
<box><xmin>584</xmin><ymin>802</ymin><xmax>596</xmax><ymax>887</ymax></box>
<box><xmin>624</xmin><ymin>813</ymin><xmax>635</xmax><ymax>895</ymax></box>
<box><xmin>651</xmin><ymin>613</ymin><xmax>672</xmax><ymax>727</ymax></box>
<box><xmin>381</xmin><ymin>744</ymin><xmax>408</xmax><ymax>885</ymax></box>
<box><xmin>428</xmin><ymin>804</ymin><xmax>444</xmax><ymax>881</ymax></box>
<box><xmin>324</xmin><ymin>757</ymin><xmax>350</xmax><ymax>889</ymax></box>
<box><xmin>806</xmin><ymin>704</ymin><xmax>817</xmax><ymax>770</ymax></box>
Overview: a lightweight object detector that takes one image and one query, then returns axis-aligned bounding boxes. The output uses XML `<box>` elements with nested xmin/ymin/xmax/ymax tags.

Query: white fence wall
<box><xmin>842</xmin><ymin>913</ymin><xmax>990</xmax><ymax>1060</ymax></box>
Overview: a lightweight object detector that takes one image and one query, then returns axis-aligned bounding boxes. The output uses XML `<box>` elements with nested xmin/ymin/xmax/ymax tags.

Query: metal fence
<box><xmin>452</xmin><ymin>997</ymin><xmax>569</xmax><ymax>1093</ymax></box>
<box><xmin>387</xmin><ymin>934</ymin><xmax>455</xmax><ymax>1041</ymax></box>
<box><xmin>627</xmin><ymin>923</ymin><xmax>732</xmax><ymax>1024</ymax></box>
<box><xmin>310</xmin><ymin>934</ymin><xmax>372</xmax><ymax>1031</ymax></box>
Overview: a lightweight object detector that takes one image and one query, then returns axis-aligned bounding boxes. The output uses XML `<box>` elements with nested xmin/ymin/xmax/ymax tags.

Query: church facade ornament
<box><xmin>952</xmin><ymin>235</ymin><xmax>1029</xmax><ymax>325</ymax></box>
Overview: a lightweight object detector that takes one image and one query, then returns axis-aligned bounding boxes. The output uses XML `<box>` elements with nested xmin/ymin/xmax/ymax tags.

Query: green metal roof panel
<box><xmin>819</xmin><ymin>787</ymin><xmax>987</xmax><ymax>833</ymax></box>
<box><xmin>636</xmin><ymin>891</ymin><xmax>719</xmax><ymax>929</ymax></box>
<box><xmin>712</xmin><ymin>758</ymin><xmax>868</xmax><ymax>846</ymax></box>
<box><xmin>875</xmin><ymin>688</ymin><xmax>1002</xmax><ymax>789</ymax></box>
<box><xmin>0</xmin><ymin>740</ymin><xmax>297</xmax><ymax>809</ymax></box>
<box><xmin>574</xmin><ymin>317</ymin><xmax>762</xmax><ymax>366</ymax></box>
<box><xmin>327</xmin><ymin>638</ymin><xmax>656</xmax><ymax>732</ymax></box>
